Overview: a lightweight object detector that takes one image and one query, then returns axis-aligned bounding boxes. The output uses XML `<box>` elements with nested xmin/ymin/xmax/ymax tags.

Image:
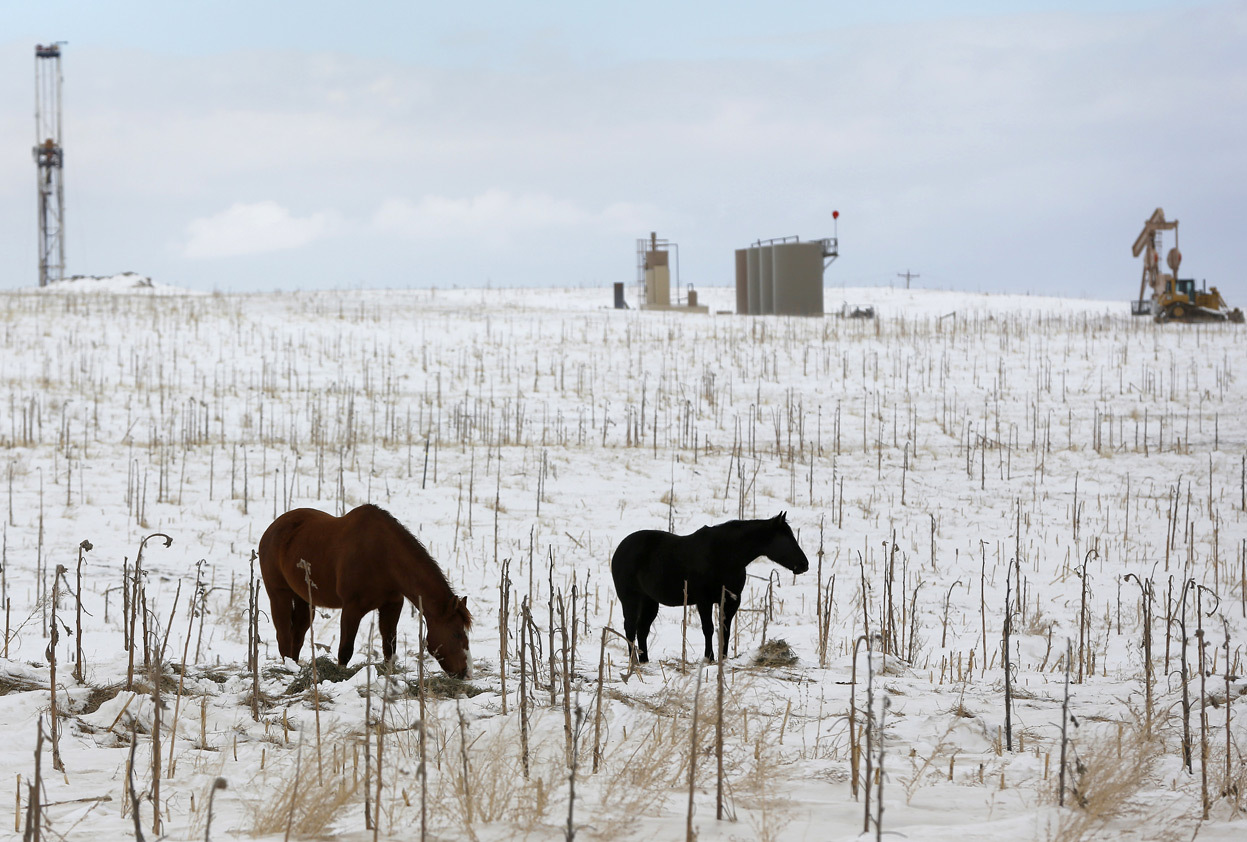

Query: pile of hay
<box><xmin>752</xmin><ymin>639</ymin><xmax>798</xmax><ymax>668</ymax></box>
<box><xmin>286</xmin><ymin>656</ymin><xmax>363</xmax><ymax>694</ymax></box>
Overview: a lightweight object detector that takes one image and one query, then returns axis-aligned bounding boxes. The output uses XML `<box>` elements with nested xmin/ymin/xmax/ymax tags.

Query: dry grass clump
<box><xmin>1021</xmin><ymin>605</ymin><xmax>1056</xmax><ymax>636</ymax></box>
<box><xmin>448</xmin><ymin>724</ymin><xmax>535</xmax><ymax>827</ymax></box>
<box><xmin>242</xmin><ymin>687</ymin><xmax>280</xmax><ymax>713</ymax></box>
<box><xmin>132</xmin><ymin>672</ymin><xmax>180</xmax><ymax>695</ymax></box>
<box><xmin>1052</xmin><ymin>720</ymin><xmax>1169</xmax><ymax>842</ymax></box>
<box><xmin>733</xmin><ymin>716</ymin><xmax>795</xmax><ymax>841</ymax></box>
<box><xmin>949</xmin><ymin>700</ymin><xmax>976</xmax><ymax>718</ymax></box>
<box><xmin>263</xmin><ymin>664</ymin><xmax>298</xmax><ymax>682</ymax></box>
<box><xmin>214</xmin><ymin>594</ymin><xmax>251</xmax><ymax>645</ymax></box>
<box><xmin>413</xmin><ymin>671</ymin><xmax>486</xmax><ymax>699</ymax></box>
<box><xmin>248</xmin><ymin>752</ymin><xmax>360</xmax><ymax>838</ymax></box>
<box><xmin>0</xmin><ymin>672</ymin><xmax>45</xmax><ymax>695</ymax></box>
<box><xmin>77</xmin><ymin>682</ymin><xmax>125</xmax><ymax>714</ymax></box>
<box><xmin>752</xmin><ymin>639</ymin><xmax>798</xmax><ymax>668</ymax></box>
<box><xmin>595</xmin><ymin>671</ymin><xmax>799</xmax><ymax>836</ymax></box>
<box><xmin>383</xmin><ymin>714</ymin><xmax>553</xmax><ymax>839</ymax></box>
<box><xmin>607</xmin><ymin>680</ymin><xmax>699</xmax><ymax>718</ymax></box>
<box><xmin>169</xmin><ymin>662</ymin><xmax>233</xmax><ymax>685</ymax></box>
<box><xmin>596</xmin><ymin>720</ymin><xmax>680</xmax><ymax>823</ymax></box>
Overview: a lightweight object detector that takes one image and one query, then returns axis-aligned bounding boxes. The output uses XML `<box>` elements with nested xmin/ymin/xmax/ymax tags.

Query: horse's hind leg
<box><xmin>635</xmin><ymin>598</ymin><xmax>660</xmax><ymax>664</ymax></box>
<box><xmin>265</xmin><ymin>588</ymin><xmax>296</xmax><ymax>661</ymax></box>
<box><xmin>289</xmin><ymin>596</ymin><xmax>311</xmax><ymax>662</ymax></box>
<box><xmin>618</xmin><ymin>589</ymin><xmax>640</xmax><ymax>660</ymax></box>
<box><xmin>720</xmin><ymin>591</ymin><xmax>741</xmax><ymax>661</ymax></box>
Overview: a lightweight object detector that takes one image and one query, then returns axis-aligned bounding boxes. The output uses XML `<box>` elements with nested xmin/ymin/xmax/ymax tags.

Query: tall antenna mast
<box><xmin>34</xmin><ymin>42</ymin><xmax>66</xmax><ymax>287</ymax></box>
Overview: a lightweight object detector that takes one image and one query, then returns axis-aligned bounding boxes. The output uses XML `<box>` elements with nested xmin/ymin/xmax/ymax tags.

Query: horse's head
<box><xmin>427</xmin><ymin>596</ymin><xmax>474</xmax><ymax>679</ymax></box>
<box><xmin>766</xmin><ymin>512</ymin><xmax>809</xmax><ymax>574</ymax></box>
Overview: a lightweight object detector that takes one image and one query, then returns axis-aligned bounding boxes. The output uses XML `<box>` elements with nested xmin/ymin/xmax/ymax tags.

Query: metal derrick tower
<box><xmin>34</xmin><ymin>43</ymin><xmax>65</xmax><ymax>287</ymax></box>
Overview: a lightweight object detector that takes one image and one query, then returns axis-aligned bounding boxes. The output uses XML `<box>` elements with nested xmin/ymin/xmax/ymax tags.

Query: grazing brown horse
<box><xmin>258</xmin><ymin>504</ymin><xmax>472</xmax><ymax>678</ymax></box>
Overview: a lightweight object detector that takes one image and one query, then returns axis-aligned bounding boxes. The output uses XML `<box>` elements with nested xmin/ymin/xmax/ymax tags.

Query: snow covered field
<box><xmin>1</xmin><ymin>280</ymin><xmax>1244</xmax><ymax>841</ymax></box>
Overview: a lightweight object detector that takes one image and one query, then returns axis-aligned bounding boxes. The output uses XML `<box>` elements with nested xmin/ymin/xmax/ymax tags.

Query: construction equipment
<box><xmin>1131</xmin><ymin>208</ymin><xmax>1243</xmax><ymax>323</ymax></box>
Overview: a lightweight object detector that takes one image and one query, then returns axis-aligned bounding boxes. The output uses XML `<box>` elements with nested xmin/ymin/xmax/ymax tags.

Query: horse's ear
<box><xmin>458</xmin><ymin>596</ymin><xmax>473</xmax><ymax>627</ymax></box>
<box><xmin>777</xmin><ymin>511</ymin><xmax>787</xmax><ymax>522</ymax></box>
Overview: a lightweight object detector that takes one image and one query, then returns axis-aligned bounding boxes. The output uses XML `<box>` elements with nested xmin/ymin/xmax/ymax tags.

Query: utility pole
<box><xmin>34</xmin><ymin>42</ymin><xmax>66</xmax><ymax>287</ymax></box>
<box><xmin>897</xmin><ymin>270</ymin><xmax>919</xmax><ymax>290</ymax></box>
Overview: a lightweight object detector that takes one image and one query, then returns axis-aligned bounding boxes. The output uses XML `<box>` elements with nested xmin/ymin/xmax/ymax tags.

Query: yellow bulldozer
<box><xmin>1131</xmin><ymin>208</ymin><xmax>1243</xmax><ymax>323</ymax></box>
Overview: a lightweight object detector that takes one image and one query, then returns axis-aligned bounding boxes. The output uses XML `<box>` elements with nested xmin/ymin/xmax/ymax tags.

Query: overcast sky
<box><xmin>1</xmin><ymin>1</ymin><xmax>1244</xmax><ymax>296</ymax></box>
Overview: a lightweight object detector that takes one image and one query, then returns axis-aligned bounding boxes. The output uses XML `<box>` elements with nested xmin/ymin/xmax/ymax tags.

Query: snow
<box><xmin>33</xmin><ymin>272</ymin><xmax>196</xmax><ymax>295</ymax></box>
<box><xmin>0</xmin><ymin>282</ymin><xmax>1243</xmax><ymax>840</ymax></box>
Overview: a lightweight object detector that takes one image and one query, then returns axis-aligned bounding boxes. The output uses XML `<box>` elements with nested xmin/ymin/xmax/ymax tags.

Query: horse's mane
<box><xmin>704</xmin><ymin>513</ymin><xmax>789</xmax><ymax>540</ymax></box>
<box><xmin>359</xmin><ymin>504</ymin><xmax>473</xmax><ymax>629</ymax></box>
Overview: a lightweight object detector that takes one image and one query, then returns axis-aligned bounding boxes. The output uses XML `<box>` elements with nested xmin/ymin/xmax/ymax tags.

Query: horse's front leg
<box><xmin>337</xmin><ymin>604</ymin><xmax>367</xmax><ymax>666</ymax></box>
<box><xmin>378</xmin><ymin>599</ymin><xmax>404</xmax><ymax>662</ymax></box>
<box><xmin>696</xmin><ymin>602</ymin><xmax>716</xmax><ymax>662</ymax></box>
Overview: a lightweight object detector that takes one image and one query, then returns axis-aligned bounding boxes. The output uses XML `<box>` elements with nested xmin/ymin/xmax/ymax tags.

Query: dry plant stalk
<box><xmin>148</xmin><ymin>622</ymin><xmax>163</xmax><ymax>837</ymax></box>
<box><xmin>850</xmin><ymin>634</ymin><xmax>869</xmax><ymax>800</ymax></box>
<box><xmin>48</xmin><ymin>565</ymin><xmax>66</xmax><ymax>773</ymax></box>
<box><xmin>73</xmin><ymin>540</ymin><xmax>91</xmax><ymax>682</ymax></box>
<box><xmin>498</xmin><ymin>559</ymin><xmax>510</xmax><ymax>715</ymax></box>
<box><xmin>167</xmin><ymin>561</ymin><xmax>205</xmax><ymax>777</ymax></box>
<box><xmin>248</xmin><ymin>550</ymin><xmax>261</xmax><ymax>722</ymax></box>
<box><xmin>716</xmin><ymin>588</ymin><xmax>727</xmax><ymax>821</ymax></box>
<box><xmin>418</xmin><ymin>597</ymin><xmax>428</xmax><ymax>841</ymax></box>
<box><xmin>127</xmin><ymin>533</ymin><xmax>173</xmax><ymax>691</ymax></box>
<box><xmin>686</xmin><ymin>666</ymin><xmax>704</xmax><ymax>842</ymax></box>
<box><xmin>374</xmin><ymin>655</ymin><xmax>390</xmax><ymax>842</ymax></box>
<box><xmin>363</xmin><ymin>623</ymin><xmax>374</xmax><ymax>832</ymax></box>
<box><xmin>295</xmin><ymin>558</ymin><xmax>324</xmax><ymax>784</ymax></box>
<box><xmin>519</xmin><ymin>598</ymin><xmax>531</xmax><ymax>780</ymax></box>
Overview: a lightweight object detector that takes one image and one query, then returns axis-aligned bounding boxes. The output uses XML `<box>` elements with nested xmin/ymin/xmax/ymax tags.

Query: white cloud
<box><xmin>372</xmin><ymin>191</ymin><xmax>656</xmax><ymax>242</ymax></box>
<box><xmin>182</xmin><ymin>201</ymin><xmax>338</xmax><ymax>259</ymax></box>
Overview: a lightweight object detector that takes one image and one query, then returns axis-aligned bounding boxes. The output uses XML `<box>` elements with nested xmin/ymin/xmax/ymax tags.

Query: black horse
<box><xmin>610</xmin><ymin>512</ymin><xmax>809</xmax><ymax>663</ymax></box>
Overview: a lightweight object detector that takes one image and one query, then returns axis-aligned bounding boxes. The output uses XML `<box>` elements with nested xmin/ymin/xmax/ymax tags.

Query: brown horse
<box><xmin>258</xmin><ymin>504</ymin><xmax>473</xmax><ymax>678</ymax></box>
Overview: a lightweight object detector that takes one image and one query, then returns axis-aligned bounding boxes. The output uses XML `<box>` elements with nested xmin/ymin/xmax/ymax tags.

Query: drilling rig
<box><xmin>1131</xmin><ymin>208</ymin><xmax>1243</xmax><ymax>323</ymax></box>
<box><xmin>34</xmin><ymin>42</ymin><xmax>66</xmax><ymax>287</ymax></box>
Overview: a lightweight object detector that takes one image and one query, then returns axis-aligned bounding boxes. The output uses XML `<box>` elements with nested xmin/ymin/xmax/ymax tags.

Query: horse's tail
<box><xmin>258</xmin><ymin>508</ymin><xmax>305</xmax><ymax>588</ymax></box>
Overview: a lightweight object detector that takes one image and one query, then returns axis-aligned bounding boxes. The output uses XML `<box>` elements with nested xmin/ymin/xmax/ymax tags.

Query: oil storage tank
<box><xmin>734</xmin><ymin>249</ymin><xmax>749</xmax><ymax>314</ymax></box>
<box><xmin>771</xmin><ymin>241</ymin><xmax>824</xmax><ymax>316</ymax></box>
<box><xmin>758</xmin><ymin>245</ymin><xmax>775</xmax><ymax>314</ymax></box>
<box><xmin>736</xmin><ymin>232</ymin><xmax>837</xmax><ymax>316</ymax></box>
<box><xmin>746</xmin><ymin>247</ymin><xmax>762</xmax><ymax>314</ymax></box>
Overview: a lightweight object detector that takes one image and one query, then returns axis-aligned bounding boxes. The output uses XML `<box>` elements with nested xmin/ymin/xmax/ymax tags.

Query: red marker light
<box><xmin>832</xmin><ymin>210</ymin><xmax>840</xmax><ymax>219</ymax></box>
